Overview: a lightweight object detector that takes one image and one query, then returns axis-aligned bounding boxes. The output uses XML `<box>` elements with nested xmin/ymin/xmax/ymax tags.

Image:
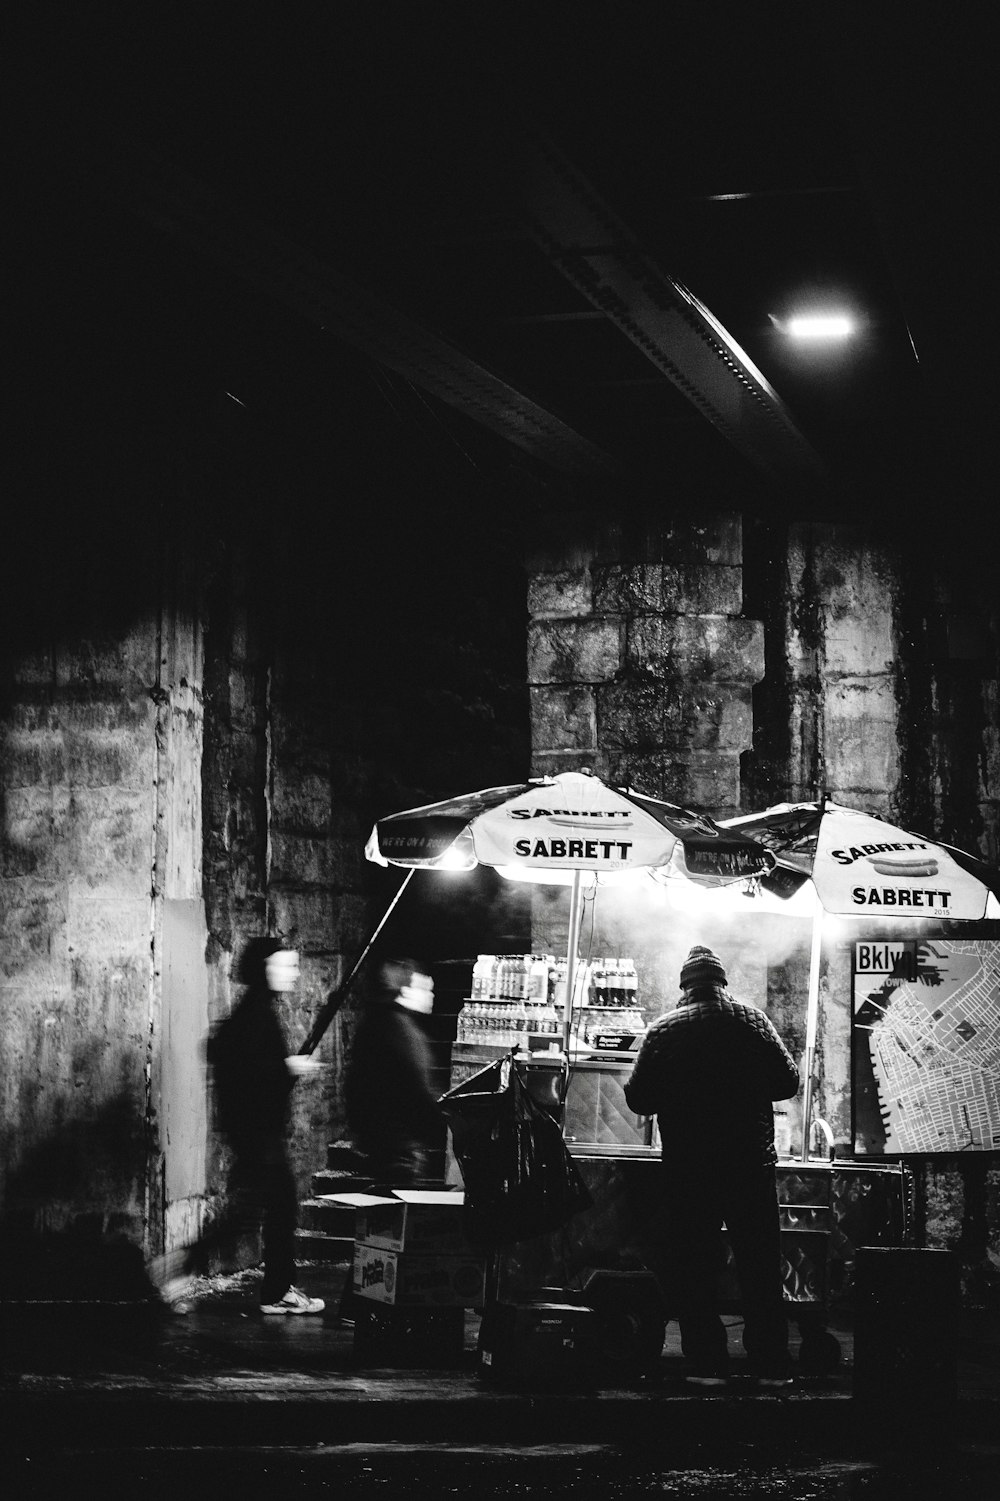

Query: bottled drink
<box><xmin>527</xmin><ymin>954</ymin><xmax>548</xmax><ymax>1003</ymax></box>
<box><xmin>472</xmin><ymin>955</ymin><xmax>491</xmax><ymax>1002</ymax></box>
<box><xmin>621</xmin><ymin>959</ymin><xmax>633</xmax><ymax>1006</ymax></box>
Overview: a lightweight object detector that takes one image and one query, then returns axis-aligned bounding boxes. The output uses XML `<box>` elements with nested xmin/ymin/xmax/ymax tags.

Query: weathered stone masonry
<box><xmin>527</xmin><ymin>513</ymin><xmax>760</xmax><ymax>812</ymax></box>
<box><xmin>525</xmin><ymin>508</ymin><xmax>1000</xmax><ymax>1295</ymax></box>
<box><xmin>525</xmin><ymin>512</ymin><xmax>785</xmax><ymax>1046</ymax></box>
<box><xmin>0</xmin><ymin>627</ymin><xmax>160</xmax><ymax>1247</ymax></box>
<box><xmin>2</xmin><ymin>488</ymin><xmax>998</xmax><ymax>1297</ymax></box>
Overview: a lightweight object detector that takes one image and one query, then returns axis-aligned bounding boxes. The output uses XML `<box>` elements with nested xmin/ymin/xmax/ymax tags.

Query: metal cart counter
<box><xmin>450</xmin><ymin>1043</ymin><xmax>911</xmax><ymax>1373</ymax></box>
<box><xmin>495</xmin><ymin>1147</ymin><xmax>912</xmax><ymax>1373</ymax></box>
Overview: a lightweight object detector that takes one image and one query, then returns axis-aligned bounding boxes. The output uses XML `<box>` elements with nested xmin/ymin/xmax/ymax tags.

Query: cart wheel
<box><xmin>796</xmin><ymin>1327</ymin><xmax>842</xmax><ymax>1377</ymax></box>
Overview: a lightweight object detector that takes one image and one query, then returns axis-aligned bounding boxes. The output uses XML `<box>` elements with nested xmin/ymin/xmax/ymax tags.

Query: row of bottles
<box><xmin>459</xmin><ymin>953</ymin><xmax>646</xmax><ymax>1049</ymax></box>
<box><xmin>470</xmin><ymin>953</ymin><xmax>641</xmax><ymax>1009</ymax></box>
<box><xmin>456</xmin><ymin>999</ymin><xmax>562</xmax><ymax>1048</ymax></box>
<box><xmin>589</xmin><ymin>957</ymin><xmax>639</xmax><ymax>1008</ymax></box>
<box><xmin>471</xmin><ymin>954</ymin><xmax>553</xmax><ymax>1004</ymax></box>
<box><xmin>455</xmin><ymin>997</ymin><xmax>645</xmax><ymax>1049</ymax></box>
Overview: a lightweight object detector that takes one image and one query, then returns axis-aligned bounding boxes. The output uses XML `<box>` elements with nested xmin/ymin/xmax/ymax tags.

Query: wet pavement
<box><xmin>3</xmin><ymin>1262</ymin><xmax>1000</xmax><ymax>1498</ymax></box>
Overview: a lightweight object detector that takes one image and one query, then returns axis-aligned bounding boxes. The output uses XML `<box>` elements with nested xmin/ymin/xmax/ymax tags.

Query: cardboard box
<box><xmin>354</xmin><ymin>1189</ymin><xmax>468</xmax><ymax>1253</ymax></box>
<box><xmin>353</xmin><ymin>1242</ymin><xmax>485</xmax><ymax>1307</ymax></box>
<box><xmin>317</xmin><ymin>1192</ymin><xmax>397</xmax><ymax>1210</ymax></box>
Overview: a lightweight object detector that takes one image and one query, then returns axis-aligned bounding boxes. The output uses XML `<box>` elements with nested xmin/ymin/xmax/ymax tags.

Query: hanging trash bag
<box><xmin>439</xmin><ymin>1056</ymin><xmax>592</xmax><ymax>1249</ymax></box>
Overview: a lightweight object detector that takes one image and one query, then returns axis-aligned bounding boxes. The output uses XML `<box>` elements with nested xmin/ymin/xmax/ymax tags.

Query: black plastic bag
<box><xmin>439</xmin><ymin>1058</ymin><xmax>592</xmax><ymax>1249</ymax></box>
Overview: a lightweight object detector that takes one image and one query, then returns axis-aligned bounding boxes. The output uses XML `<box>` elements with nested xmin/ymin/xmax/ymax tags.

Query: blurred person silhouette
<box><xmin>345</xmin><ymin>956</ymin><xmax>443</xmax><ymax>1189</ymax></box>
<box><xmin>624</xmin><ymin>944</ymin><xmax>800</xmax><ymax>1388</ymax></box>
<box><xmin>200</xmin><ymin>937</ymin><xmax>326</xmax><ymax>1315</ymax></box>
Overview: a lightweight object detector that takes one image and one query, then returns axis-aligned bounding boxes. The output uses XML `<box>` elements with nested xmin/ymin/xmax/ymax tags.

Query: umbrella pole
<box><xmin>562</xmin><ymin>869</ymin><xmax>585</xmax><ymax>1055</ymax></box>
<box><xmin>298</xmin><ymin>868</ymin><xmax>416</xmax><ymax>1055</ymax></box>
<box><xmin>799</xmin><ymin>899</ymin><xmax>823</xmax><ymax>1161</ymax></box>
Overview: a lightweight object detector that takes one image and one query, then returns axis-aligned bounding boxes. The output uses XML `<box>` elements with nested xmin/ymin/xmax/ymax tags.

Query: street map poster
<box><xmin>852</xmin><ymin>937</ymin><xmax>1000</xmax><ymax>1154</ymax></box>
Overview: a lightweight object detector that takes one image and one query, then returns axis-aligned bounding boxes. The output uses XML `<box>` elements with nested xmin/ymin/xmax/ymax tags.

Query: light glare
<box><xmin>435</xmin><ymin>847</ymin><xmax>476</xmax><ymax>871</ymax></box>
<box><xmin>786</xmin><ymin>314</ymin><xmax>854</xmax><ymax>341</ymax></box>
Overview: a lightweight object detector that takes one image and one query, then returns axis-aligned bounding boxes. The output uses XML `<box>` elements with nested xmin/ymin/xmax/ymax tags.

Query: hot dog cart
<box><xmin>449</xmin><ymin>968</ymin><xmax>913</xmax><ymax>1376</ymax></box>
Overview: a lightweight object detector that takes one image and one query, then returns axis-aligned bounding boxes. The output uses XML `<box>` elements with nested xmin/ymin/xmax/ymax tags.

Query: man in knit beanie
<box><xmin>625</xmin><ymin>943</ymin><xmax>799</xmax><ymax>1388</ymax></box>
<box><xmin>679</xmin><ymin>945</ymin><xmax>728</xmax><ymax>991</ymax></box>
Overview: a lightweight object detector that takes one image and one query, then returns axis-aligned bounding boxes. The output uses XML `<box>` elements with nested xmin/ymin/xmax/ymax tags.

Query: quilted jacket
<box><xmin>624</xmin><ymin>989</ymin><xmax>800</xmax><ymax>1168</ymax></box>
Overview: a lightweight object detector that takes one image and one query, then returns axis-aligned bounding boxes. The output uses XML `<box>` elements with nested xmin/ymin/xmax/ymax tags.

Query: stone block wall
<box><xmin>265</xmin><ymin>643</ymin><xmax>369</xmax><ymax>1177</ymax></box>
<box><xmin>745</xmin><ymin>522</ymin><xmax>901</xmax><ymax>811</ymax></box>
<box><xmin>197</xmin><ymin>546</ymin><xmax>366</xmax><ymax>1223</ymax></box>
<box><xmin>527</xmin><ymin>513</ymin><xmax>761</xmax><ymax>812</ymax></box>
<box><xmin>4</xmin><ymin>459</ymin><xmax>997</xmax><ymax>1296</ymax></box>
<box><xmin>0</xmin><ymin>628</ymin><xmax>160</xmax><ymax>1248</ymax></box>
<box><xmin>526</xmin><ymin>512</ymin><xmax>771</xmax><ymax>1026</ymax></box>
<box><xmin>745</xmin><ymin>518</ymin><xmax>1000</xmax><ymax>1291</ymax></box>
<box><xmin>525</xmin><ymin>509</ymin><xmax>1000</xmax><ymax>1296</ymax></box>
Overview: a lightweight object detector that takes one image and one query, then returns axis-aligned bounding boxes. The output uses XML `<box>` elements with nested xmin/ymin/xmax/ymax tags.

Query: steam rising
<box><xmin>530</xmin><ymin>875</ymin><xmax>814</xmax><ymax>1019</ymax></box>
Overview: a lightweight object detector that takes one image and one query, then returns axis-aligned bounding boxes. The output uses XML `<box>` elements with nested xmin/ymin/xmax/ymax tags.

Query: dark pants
<box><xmin>658</xmin><ymin>1159</ymin><xmax>788</xmax><ymax>1377</ymax></box>
<box><xmin>191</xmin><ymin>1131</ymin><xmax>299</xmax><ymax>1304</ymax></box>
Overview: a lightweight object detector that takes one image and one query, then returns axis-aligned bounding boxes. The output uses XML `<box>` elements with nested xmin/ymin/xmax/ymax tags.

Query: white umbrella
<box><xmin>366</xmin><ymin>769</ymin><xmax>773</xmax><ymax>1049</ymax></box>
<box><xmin>714</xmin><ymin>800</ymin><xmax>1000</xmax><ymax>1158</ymax></box>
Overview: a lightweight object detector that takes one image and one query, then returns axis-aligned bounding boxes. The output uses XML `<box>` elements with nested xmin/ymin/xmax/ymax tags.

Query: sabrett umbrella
<box><xmin>713</xmin><ymin>800</ymin><xmax>1000</xmax><ymax>1158</ymax></box>
<box><xmin>365</xmin><ymin>768</ymin><xmax>773</xmax><ymax>1052</ymax></box>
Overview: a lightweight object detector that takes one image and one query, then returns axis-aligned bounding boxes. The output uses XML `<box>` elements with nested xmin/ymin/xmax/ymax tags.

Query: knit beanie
<box><xmin>680</xmin><ymin>945</ymin><xmax>727</xmax><ymax>991</ymax></box>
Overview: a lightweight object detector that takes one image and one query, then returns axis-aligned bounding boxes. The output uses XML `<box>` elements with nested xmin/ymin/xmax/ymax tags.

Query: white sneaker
<box><xmin>259</xmin><ymin>1286</ymin><xmax>326</xmax><ymax>1316</ymax></box>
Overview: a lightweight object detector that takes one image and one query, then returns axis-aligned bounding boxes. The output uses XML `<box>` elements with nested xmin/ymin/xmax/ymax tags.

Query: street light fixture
<box><xmin>786</xmin><ymin>314</ymin><xmax>855</xmax><ymax>341</ymax></box>
<box><xmin>770</xmin><ymin>311</ymin><xmax>856</xmax><ymax>341</ymax></box>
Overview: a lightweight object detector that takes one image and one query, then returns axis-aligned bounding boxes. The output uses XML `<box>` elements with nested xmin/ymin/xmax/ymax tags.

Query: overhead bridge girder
<box><xmin>514</xmin><ymin>128</ymin><xmax>830</xmax><ymax>486</ymax></box>
<box><xmin>114</xmin><ymin>147</ymin><xmax>619</xmax><ymax>479</ymax></box>
<box><xmin>81</xmin><ymin>118</ymin><xmax>827</xmax><ymax>485</ymax></box>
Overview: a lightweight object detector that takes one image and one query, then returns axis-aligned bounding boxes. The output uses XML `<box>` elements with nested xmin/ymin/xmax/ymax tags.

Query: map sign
<box><xmin>852</xmin><ymin>938</ymin><xmax>1000</xmax><ymax>1154</ymax></box>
